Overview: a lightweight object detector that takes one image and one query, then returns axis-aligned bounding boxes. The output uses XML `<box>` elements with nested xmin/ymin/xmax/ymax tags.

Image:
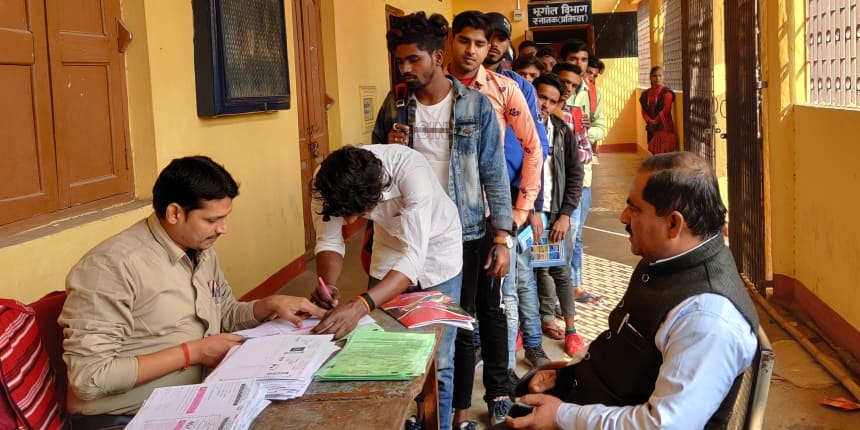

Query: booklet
<box><xmin>314</xmin><ymin>329</ymin><xmax>436</xmax><ymax>381</ymax></box>
<box><xmin>125</xmin><ymin>379</ymin><xmax>269</xmax><ymax>430</ymax></box>
<box><xmin>381</xmin><ymin>290</ymin><xmax>474</xmax><ymax>330</ymax></box>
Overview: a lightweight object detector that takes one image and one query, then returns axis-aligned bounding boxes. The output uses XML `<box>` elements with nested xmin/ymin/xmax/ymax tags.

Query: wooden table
<box><xmin>252</xmin><ymin>310</ymin><xmax>441</xmax><ymax>430</ymax></box>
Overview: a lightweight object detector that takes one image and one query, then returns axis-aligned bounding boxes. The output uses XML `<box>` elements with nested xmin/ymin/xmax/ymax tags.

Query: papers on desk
<box><xmin>315</xmin><ymin>329</ymin><xmax>436</xmax><ymax>381</ymax></box>
<box><xmin>233</xmin><ymin>315</ymin><xmax>376</xmax><ymax>338</ymax></box>
<box><xmin>125</xmin><ymin>379</ymin><xmax>269</xmax><ymax>430</ymax></box>
<box><xmin>206</xmin><ymin>334</ymin><xmax>339</xmax><ymax>400</ymax></box>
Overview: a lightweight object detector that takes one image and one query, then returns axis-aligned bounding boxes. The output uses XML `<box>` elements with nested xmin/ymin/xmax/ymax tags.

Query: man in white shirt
<box><xmin>310</xmin><ymin>144</ymin><xmax>463</xmax><ymax>429</ymax></box>
<box><xmin>504</xmin><ymin>152</ymin><xmax>759</xmax><ymax>430</ymax></box>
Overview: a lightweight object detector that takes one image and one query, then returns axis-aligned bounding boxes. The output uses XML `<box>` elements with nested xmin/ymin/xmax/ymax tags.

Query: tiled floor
<box><xmin>277</xmin><ymin>152</ymin><xmax>859</xmax><ymax>429</ymax></box>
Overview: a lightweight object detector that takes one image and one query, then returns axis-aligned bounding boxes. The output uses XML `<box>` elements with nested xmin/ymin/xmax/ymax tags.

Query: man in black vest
<box><xmin>505</xmin><ymin>152</ymin><xmax>759</xmax><ymax>429</ymax></box>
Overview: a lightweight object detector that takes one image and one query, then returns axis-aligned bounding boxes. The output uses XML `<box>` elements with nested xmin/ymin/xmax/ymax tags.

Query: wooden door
<box><xmin>293</xmin><ymin>0</ymin><xmax>330</xmax><ymax>251</ymax></box>
<box><xmin>0</xmin><ymin>0</ymin><xmax>60</xmax><ymax>225</ymax></box>
<box><xmin>46</xmin><ymin>0</ymin><xmax>132</xmax><ymax>206</ymax></box>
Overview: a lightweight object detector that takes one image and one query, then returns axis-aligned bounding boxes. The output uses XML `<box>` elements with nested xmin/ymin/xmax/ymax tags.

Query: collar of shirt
<box><xmin>650</xmin><ymin>233</ymin><xmax>721</xmax><ymax>265</ymax></box>
<box><xmin>146</xmin><ymin>213</ymin><xmax>211</xmax><ymax>266</ymax></box>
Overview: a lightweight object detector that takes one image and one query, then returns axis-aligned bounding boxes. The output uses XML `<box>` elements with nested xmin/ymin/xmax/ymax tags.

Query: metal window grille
<box><xmin>663</xmin><ymin>0</ymin><xmax>683</xmax><ymax>90</ymax></box>
<box><xmin>638</xmin><ymin>1</ymin><xmax>652</xmax><ymax>87</ymax></box>
<box><xmin>808</xmin><ymin>0</ymin><xmax>859</xmax><ymax>106</ymax></box>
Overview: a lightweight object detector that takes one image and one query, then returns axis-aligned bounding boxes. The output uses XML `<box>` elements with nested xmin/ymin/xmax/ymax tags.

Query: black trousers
<box><xmin>70</xmin><ymin>413</ymin><xmax>134</xmax><ymax>429</ymax></box>
<box><xmin>452</xmin><ymin>232</ymin><xmax>510</xmax><ymax>409</ymax></box>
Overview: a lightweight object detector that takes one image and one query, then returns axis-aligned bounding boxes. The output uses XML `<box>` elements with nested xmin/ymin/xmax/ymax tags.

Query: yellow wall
<box><xmin>791</xmin><ymin>106</ymin><xmax>860</xmax><ymax>328</ymax></box>
<box><xmin>1</xmin><ymin>1</ymin><xmax>307</xmax><ymax>302</ymax></box>
<box><xmin>761</xmin><ymin>1</ymin><xmax>858</xmax><ymax>329</ymax></box>
<box><xmin>598</xmin><ymin>58</ymin><xmax>639</xmax><ymax>146</ymax></box>
<box><xmin>322</xmin><ymin>0</ymin><xmax>454</xmax><ymax>151</ymax></box>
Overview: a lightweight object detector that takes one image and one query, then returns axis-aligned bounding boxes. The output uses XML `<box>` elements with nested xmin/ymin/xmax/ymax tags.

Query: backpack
<box><xmin>0</xmin><ymin>299</ymin><xmax>70</xmax><ymax>430</ymax></box>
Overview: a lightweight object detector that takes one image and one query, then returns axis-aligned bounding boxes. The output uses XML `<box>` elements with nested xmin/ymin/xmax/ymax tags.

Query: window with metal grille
<box><xmin>638</xmin><ymin>1</ymin><xmax>651</xmax><ymax>87</ymax></box>
<box><xmin>807</xmin><ymin>0</ymin><xmax>859</xmax><ymax>106</ymax></box>
<box><xmin>663</xmin><ymin>0</ymin><xmax>683</xmax><ymax>90</ymax></box>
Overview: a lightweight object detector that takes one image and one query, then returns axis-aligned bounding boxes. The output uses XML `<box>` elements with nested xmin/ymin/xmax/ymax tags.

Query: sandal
<box><xmin>541</xmin><ymin>321</ymin><xmax>564</xmax><ymax>340</ymax></box>
<box><xmin>575</xmin><ymin>292</ymin><xmax>604</xmax><ymax>305</ymax></box>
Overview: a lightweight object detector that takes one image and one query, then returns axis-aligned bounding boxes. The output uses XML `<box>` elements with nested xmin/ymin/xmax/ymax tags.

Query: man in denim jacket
<box><xmin>371</xmin><ymin>12</ymin><xmax>515</xmax><ymax>430</ymax></box>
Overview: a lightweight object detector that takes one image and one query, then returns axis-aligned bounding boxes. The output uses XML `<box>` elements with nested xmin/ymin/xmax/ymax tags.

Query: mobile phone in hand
<box><xmin>507</xmin><ymin>402</ymin><xmax>534</xmax><ymax>418</ymax></box>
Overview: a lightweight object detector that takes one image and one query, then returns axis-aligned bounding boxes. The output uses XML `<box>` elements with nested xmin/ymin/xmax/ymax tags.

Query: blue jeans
<box><xmin>502</xmin><ymin>246</ymin><xmax>519</xmax><ymax>370</ymax></box>
<box><xmin>569</xmin><ymin>186</ymin><xmax>592</xmax><ymax>286</ymax></box>
<box><xmin>515</xmin><ymin>239</ymin><xmax>542</xmax><ymax>351</ymax></box>
<box><xmin>369</xmin><ymin>273</ymin><xmax>462</xmax><ymax>430</ymax></box>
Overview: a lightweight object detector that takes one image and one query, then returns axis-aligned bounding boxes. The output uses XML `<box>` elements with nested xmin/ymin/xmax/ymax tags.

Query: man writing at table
<box><xmin>60</xmin><ymin>156</ymin><xmax>325</xmax><ymax>428</ymax></box>
<box><xmin>310</xmin><ymin>144</ymin><xmax>471</xmax><ymax>430</ymax></box>
<box><xmin>505</xmin><ymin>152</ymin><xmax>759</xmax><ymax>430</ymax></box>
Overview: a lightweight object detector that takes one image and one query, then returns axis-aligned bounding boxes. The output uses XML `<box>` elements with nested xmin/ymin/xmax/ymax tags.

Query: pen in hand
<box><xmin>317</xmin><ymin>276</ymin><xmax>333</xmax><ymax>301</ymax></box>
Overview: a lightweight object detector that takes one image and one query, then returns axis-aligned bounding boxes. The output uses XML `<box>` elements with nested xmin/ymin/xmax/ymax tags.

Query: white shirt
<box><xmin>555</xmin><ymin>235</ymin><xmax>758</xmax><ymax>429</ymax></box>
<box><xmin>541</xmin><ymin>117</ymin><xmax>555</xmax><ymax>211</ymax></box>
<box><xmin>313</xmin><ymin>144</ymin><xmax>463</xmax><ymax>287</ymax></box>
<box><xmin>413</xmin><ymin>90</ymin><xmax>453</xmax><ymax>190</ymax></box>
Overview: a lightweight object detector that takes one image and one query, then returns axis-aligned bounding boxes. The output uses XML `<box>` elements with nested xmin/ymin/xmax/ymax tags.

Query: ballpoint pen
<box><xmin>317</xmin><ymin>276</ymin><xmax>333</xmax><ymax>302</ymax></box>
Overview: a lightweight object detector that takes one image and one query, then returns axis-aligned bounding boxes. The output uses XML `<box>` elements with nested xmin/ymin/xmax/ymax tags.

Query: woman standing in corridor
<box><xmin>640</xmin><ymin>66</ymin><xmax>677</xmax><ymax>154</ymax></box>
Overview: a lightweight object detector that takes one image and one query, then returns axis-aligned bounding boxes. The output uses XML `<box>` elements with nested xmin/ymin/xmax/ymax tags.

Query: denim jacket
<box><xmin>372</xmin><ymin>77</ymin><xmax>513</xmax><ymax>241</ymax></box>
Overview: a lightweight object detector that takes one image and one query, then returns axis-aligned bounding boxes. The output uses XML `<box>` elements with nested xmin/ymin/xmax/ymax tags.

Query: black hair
<box><xmin>552</xmin><ymin>62</ymin><xmax>582</xmax><ymax>75</ymax></box>
<box><xmin>589</xmin><ymin>57</ymin><xmax>606</xmax><ymax>73</ymax></box>
<box><xmin>518</xmin><ymin>40</ymin><xmax>537</xmax><ymax>52</ymax></box>
<box><xmin>533</xmin><ymin>73</ymin><xmax>564</xmax><ymax>96</ymax></box>
<box><xmin>152</xmin><ymin>156</ymin><xmax>239</xmax><ymax>218</ymax></box>
<box><xmin>451</xmin><ymin>10</ymin><xmax>492</xmax><ymax>40</ymax></box>
<box><xmin>639</xmin><ymin>152</ymin><xmax>727</xmax><ymax>238</ymax></box>
<box><xmin>536</xmin><ymin>46</ymin><xmax>556</xmax><ymax>59</ymax></box>
<box><xmin>511</xmin><ymin>54</ymin><xmax>543</xmax><ymax>73</ymax></box>
<box><xmin>560</xmin><ymin>39</ymin><xmax>590</xmax><ymax>61</ymax></box>
<box><xmin>650</xmin><ymin>65</ymin><xmax>664</xmax><ymax>76</ymax></box>
<box><xmin>386</xmin><ymin>12</ymin><xmax>449</xmax><ymax>53</ymax></box>
<box><xmin>313</xmin><ymin>146</ymin><xmax>392</xmax><ymax>221</ymax></box>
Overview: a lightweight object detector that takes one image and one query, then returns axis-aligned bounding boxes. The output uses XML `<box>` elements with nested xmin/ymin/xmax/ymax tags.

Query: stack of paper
<box><xmin>206</xmin><ymin>334</ymin><xmax>339</xmax><ymax>400</ymax></box>
<box><xmin>233</xmin><ymin>315</ymin><xmax>376</xmax><ymax>338</ymax></box>
<box><xmin>125</xmin><ymin>379</ymin><xmax>269</xmax><ymax>430</ymax></box>
<box><xmin>315</xmin><ymin>329</ymin><xmax>436</xmax><ymax>381</ymax></box>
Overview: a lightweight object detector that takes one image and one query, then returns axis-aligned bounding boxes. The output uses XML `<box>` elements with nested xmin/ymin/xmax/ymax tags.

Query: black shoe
<box><xmin>487</xmin><ymin>396</ymin><xmax>513</xmax><ymax>426</ymax></box>
<box><xmin>456</xmin><ymin>421</ymin><xmax>477</xmax><ymax>430</ymax></box>
<box><xmin>405</xmin><ymin>415</ymin><xmax>424</xmax><ymax>430</ymax></box>
<box><xmin>524</xmin><ymin>346</ymin><xmax>551</xmax><ymax>368</ymax></box>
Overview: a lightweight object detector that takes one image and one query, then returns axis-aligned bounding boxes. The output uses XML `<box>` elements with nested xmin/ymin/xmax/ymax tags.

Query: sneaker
<box><xmin>565</xmin><ymin>332</ymin><xmax>586</xmax><ymax>357</ymax></box>
<box><xmin>456</xmin><ymin>421</ymin><xmax>477</xmax><ymax>430</ymax></box>
<box><xmin>404</xmin><ymin>415</ymin><xmax>424</xmax><ymax>430</ymax></box>
<box><xmin>506</xmin><ymin>368</ymin><xmax>520</xmax><ymax>394</ymax></box>
<box><xmin>515</xmin><ymin>330</ymin><xmax>523</xmax><ymax>351</ymax></box>
<box><xmin>488</xmin><ymin>396</ymin><xmax>513</xmax><ymax>426</ymax></box>
<box><xmin>524</xmin><ymin>345</ymin><xmax>551</xmax><ymax>368</ymax></box>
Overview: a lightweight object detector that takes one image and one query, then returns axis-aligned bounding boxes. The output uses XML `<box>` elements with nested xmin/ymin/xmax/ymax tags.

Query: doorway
<box><xmin>292</xmin><ymin>0</ymin><xmax>330</xmax><ymax>252</ymax></box>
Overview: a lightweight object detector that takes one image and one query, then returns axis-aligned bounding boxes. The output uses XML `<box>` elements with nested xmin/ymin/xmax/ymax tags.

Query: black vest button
<box><xmin>617</xmin><ymin>299</ymin><xmax>624</xmax><ymax>308</ymax></box>
<box><xmin>642</xmin><ymin>273</ymin><xmax>650</xmax><ymax>283</ymax></box>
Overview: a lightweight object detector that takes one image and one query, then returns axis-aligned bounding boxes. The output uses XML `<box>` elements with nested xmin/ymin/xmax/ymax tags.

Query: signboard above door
<box><xmin>527</xmin><ymin>1</ymin><xmax>592</xmax><ymax>28</ymax></box>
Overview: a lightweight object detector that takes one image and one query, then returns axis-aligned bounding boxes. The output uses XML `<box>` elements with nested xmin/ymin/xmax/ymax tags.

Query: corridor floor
<box><xmin>277</xmin><ymin>152</ymin><xmax>859</xmax><ymax>429</ymax></box>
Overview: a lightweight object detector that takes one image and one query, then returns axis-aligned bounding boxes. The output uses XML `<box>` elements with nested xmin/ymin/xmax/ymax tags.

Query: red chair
<box><xmin>29</xmin><ymin>291</ymin><xmax>69</xmax><ymax>409</ymax></box>
<box><xmin>0</xmin><ymin>291</ymin><xmax>70</xmax><ymax>429</ymax></box>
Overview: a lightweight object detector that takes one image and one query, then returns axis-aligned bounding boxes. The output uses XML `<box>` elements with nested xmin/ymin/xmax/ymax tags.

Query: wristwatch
<box><xmin>494</xmin><ymin>233</ymin><xmax>514</xmax><ymax>249</ymax></box>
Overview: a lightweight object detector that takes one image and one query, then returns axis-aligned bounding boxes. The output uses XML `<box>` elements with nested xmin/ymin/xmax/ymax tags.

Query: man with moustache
<box><xmin>370</xmin><ymin>12</ymin><xmax>514</xmax><ymax>430</ymax></box>
<box><xmin>446</xmin><ymin>10</ymin><xmax>544</xmax><ymax>427</ymax></box>
<box><xmin>505</xmin><ymin>152</ymin><xmax>759</xmax><ymax>430</ymax></box>
<box><xmin>60</xmin><ymin>156</ymin><xmax>325</xmax><ymax>427</ymax></box>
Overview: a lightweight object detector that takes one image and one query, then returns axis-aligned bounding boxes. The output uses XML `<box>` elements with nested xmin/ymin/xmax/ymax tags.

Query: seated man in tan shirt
<box><xmin>59</xmin><ymin>156</ymin><xmax>325</xmax><ymax>428</ymax></box>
